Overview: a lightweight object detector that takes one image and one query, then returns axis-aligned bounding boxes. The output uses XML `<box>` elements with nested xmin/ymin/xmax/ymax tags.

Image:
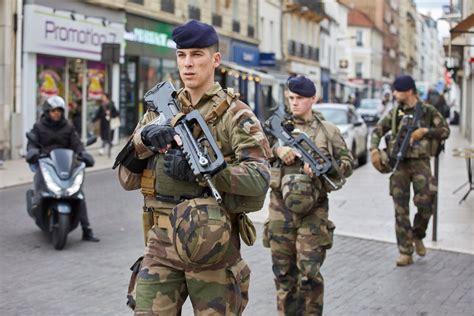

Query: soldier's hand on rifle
<box><xmin>163</xmin><ymin>149</ymin><xmax>196</xmax><ymax>182</ymax></box>
<box><xmin>276</xmin><ymin>146</ymin><xmax>300</xmax><ymax>165</ymax></box>
<box><xmin>303</xmin><ymin>163</ymin><xmax>314</xmax><ymax>177</ymax></box>
<box><xmin>410</xmin><ymin>127</ymin><xmax>429</xmax><ymax>145</ymax></box>
<box><xmin>141</xmin><ymin>124</ymin><xmax>182</xmax><ymax>153</ymax></box>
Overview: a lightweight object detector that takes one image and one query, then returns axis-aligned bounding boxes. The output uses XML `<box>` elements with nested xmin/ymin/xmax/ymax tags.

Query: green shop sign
<box><xmin>124</xmin><ymin>15</ymin><xmax>176</xmax><ymax>58</ymax></box>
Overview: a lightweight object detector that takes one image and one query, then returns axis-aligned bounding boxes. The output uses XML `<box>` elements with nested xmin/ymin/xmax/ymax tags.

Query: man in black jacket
<box><xmin>26</xmin><ymin>96</ymin><xmax>100</xmax><ymax>242</ymax></box>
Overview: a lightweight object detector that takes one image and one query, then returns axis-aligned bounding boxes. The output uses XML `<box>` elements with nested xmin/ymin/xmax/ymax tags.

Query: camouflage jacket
<box><xmin>370</xmin><ymin>101</ymin><xmax>450</xmax><ymax>158</ymax></box>
<box><xmin>118</xmin><ymin>82</ymin><xmax>272</xmax><ymax>201</ymax></box>
<box><xmin>273</xmin><ymin>112</ymin><xmax>353</xmax><ymax>193</ymax></box>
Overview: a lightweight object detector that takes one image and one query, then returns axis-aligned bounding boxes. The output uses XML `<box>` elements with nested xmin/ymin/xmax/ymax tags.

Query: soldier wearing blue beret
<box><xmin>371</xmin><ymin>74</ymin><xmax>450</xmax><ymax>267</ymax></box>
<box><xmin>265</xmin><ymin>74</ymin><xmax>353</xmax><ymax>315</ymax></box>
<box><xmin>118</xmin><ymin>19</ymin><xmax>272</xmax><ymax>315</ymax></box>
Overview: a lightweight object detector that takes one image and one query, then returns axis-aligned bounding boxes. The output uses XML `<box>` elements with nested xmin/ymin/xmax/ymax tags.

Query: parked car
<box><xmin>357</xmin><ymin>98</ymin><xmax>383</xmax><ymax>125</ymax></box>
<box><xmin>313</xmin><ymin>103</ymin><xmax>369</xmax><ymax>166</ymax></box>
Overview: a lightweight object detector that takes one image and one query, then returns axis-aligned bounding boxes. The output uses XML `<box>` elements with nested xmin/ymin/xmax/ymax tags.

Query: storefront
<box><xmin>121</xmin><ymin>14</ymin><xmax>180</xmax><ymax>135</ymax></box>
<box><xmin>22</xmin><ymin>3</ymin><xmax>125</xmax><ymax>146</ymax></box>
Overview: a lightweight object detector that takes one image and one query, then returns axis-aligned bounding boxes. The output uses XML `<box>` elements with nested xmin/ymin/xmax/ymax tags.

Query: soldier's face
<box><xmin>287</xmin><ymin>91</ymin><xmax>316</xmax><ymax>119</ymax></box>
<box><xmin>393</xmin><ymin>90</ymin><xmax>409</xmax><ymax>103</ymax></box>
<box><xmin>176</xmin><ymin>48</ymin><xmax>221</xmax><ymax>91</ymax></box>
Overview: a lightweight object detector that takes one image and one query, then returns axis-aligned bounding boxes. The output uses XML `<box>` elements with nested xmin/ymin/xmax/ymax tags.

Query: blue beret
<box><xmin>288</xmin><ymin>75</ymin><xmax>316</xmax><ymax>97</ymax></box>
<box><xmin>172</xmin><ymin>20</ymin><xmax>219</xmax><ymax>49</ymax></box>
<box><xmin>393</xmin><ymin>75</ymin><xmax>416</xmax><ymax>92</ymax></box>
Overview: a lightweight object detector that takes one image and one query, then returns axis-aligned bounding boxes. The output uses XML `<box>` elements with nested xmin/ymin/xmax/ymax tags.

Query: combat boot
<box><xmin>396</xmin><ymin>254</ymin><xmax>413</xmax><ymax>267</ymax></box>
<box><xmin>82</xmin><ymin>227</ymin><xmax>100</xmax><ymax>242</ymax></box>
<box><xmin>414</xmin><ymin>239</ymin><xmax>426</xmax><ymax>256</ymax></box>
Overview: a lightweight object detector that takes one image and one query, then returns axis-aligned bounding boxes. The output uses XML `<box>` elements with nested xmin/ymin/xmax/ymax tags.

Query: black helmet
<box><xmin>44</xmin><ymin>96</ymin><xmax>66</xmax><ymax>112</ymax></box>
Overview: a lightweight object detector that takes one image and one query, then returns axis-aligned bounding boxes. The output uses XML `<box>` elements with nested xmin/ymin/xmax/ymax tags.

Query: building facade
<box><xmin>399</xmin><ymin>0</ymin><xmax>417</xmax><ymax>75</ymax></box>
<box><xmin>347</xmin><ymin>8</ymin><xmax>384</xmax><ymax>99</ymax></box>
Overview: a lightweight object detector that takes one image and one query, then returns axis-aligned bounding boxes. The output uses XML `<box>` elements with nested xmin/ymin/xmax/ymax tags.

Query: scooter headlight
<box><xmin>66</xmin><ymin>171</ymin><xmax>84</xmax><ymax>196</ymax></box>
<box><xmin>40</xmin><ymin>165</ymin><xmax>62</xmax><ymax>196</ymax></box>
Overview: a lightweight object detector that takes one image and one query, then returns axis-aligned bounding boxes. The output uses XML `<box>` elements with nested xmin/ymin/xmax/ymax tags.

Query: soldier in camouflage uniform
<box><xmin>264</xmin><ymin>76</ymin><xmax>353</xmax><ymax>315</ymax></box>
<box><xmin>371</xmin><ymin>75</ymin><xmax>450</xmax><ymax>266</ymax></box>
<box><xmin>116</xmin><ymin>20</ymin><xmax>271</xmax><ymax>315</ymax></box>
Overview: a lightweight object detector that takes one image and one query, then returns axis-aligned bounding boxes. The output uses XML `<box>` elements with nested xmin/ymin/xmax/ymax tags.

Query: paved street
<box><xmin>1</xmin><ymin>169</ymin><xmax>473</xmax><ymax>315</ymax></box>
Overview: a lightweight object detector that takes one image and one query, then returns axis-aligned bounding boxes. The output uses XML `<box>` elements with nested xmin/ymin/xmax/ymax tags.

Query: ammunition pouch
<box><xmin>281</xmin><ymin>173</ymin><xmax>321</xmax><ymax>215</ymax></box>
<box><xmin>170</xmin><ymin>197</ymin><xmax>231</xmax><ymax>268</ymax></box>
<box><xmin>238</xmin><ymin>213</ymin><xmax>256</xmax><ymax>246</ymax></box>
<box><xmin>269</xmin><ymin>167</ymin><xmax>282</xmax><ymax>190</ymax></box>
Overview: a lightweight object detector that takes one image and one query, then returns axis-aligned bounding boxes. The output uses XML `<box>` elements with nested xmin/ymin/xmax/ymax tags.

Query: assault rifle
<box><xmin>264</xmin><ymin>110</ymin><xmax>339</xmax><ymax>190</ymax></box>
<box><xmin>389</xmin><ymin>103</ymin><xmax>423</xmax><ymax>171</ymax></box>
<box><xmin>141</xmin><ymin>81</ymin><xmax>226</xmax><ymax>203</ymax></box>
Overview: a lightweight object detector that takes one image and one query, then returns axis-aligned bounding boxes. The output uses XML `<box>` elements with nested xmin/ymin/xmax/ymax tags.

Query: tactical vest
<box><xmin>389</xmin><ymin>103</ymin><xmax>438</xmax><ymax>159</ymax></box>
<box><xmin>273</xmin><ymin>114</ymin><xmax>342</xmax><ymax>195</ymax></box>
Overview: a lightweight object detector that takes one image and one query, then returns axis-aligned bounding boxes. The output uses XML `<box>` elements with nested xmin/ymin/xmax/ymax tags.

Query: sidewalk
<box><xmin>249</xmin><ymin>125</ymin><xmax>474</xmax><ymax>254</ymax></box>
<box><xmin>2</xmin><ymin>127</ymin><xmax>473</xmax><ymax>254</ymax></box>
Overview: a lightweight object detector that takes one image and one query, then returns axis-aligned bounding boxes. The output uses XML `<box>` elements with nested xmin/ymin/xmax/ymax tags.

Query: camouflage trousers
<box><xmin>389</xmin><ymin>158</ymin><xmax>436</xmax><ymax>255</ymax></box>
<box><xmin>133</xmin><ymin>211</ymin><xmax>250</xmax><ymax>316</ymax></box>
<box><xmin>265</xmin><ymin>191</ymin><xmax>335</xmax><ymax>316</ymax></box>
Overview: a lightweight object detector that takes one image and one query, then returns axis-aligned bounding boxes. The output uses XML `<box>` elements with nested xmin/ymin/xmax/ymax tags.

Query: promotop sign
<box><xmin>23</xmin><ymin>4</ymin><xmax>124</xmax><ymax>61</ymax></box>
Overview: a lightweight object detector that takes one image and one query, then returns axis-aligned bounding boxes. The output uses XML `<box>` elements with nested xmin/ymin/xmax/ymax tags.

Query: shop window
<box><xmin>36</xmin><ymin>55</ymin><xmax>65</xmax><ymax>120</ymax></box>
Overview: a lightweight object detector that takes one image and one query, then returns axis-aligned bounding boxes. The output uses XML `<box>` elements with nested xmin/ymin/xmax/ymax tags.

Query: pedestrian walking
<box><xmin>115</xmin><ymin>20</ymin><xmax>271</xmax><ymax>315</ymax></box>
<box><xmin>370</xmin><ymin>75</ymin><xmax>450</xmax><ymax>266</ymax></box>
<box><xmin>93</xmin><ymin>92</ymin><xmax>119</xmax><ymax>156</ymax></box>
<box><xmin>263</xmin><ymin>75</ymin><xmax>353</xmax><ymax>315</ymax></box>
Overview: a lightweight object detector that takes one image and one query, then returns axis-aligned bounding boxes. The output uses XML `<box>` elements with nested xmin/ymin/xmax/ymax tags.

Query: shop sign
<box><xmin>124</xmin><ymin>27</ymin><xmax>176</xmax><ymax>49</ymax></box>
<box><xmin>259</xmin><ymin>53</ymin><xmax>276</xmax><ymax>66</ymax></box>
<box><xmin>23</xmin><ymin>4</ymin><xmax>124</xmax><ymax>61</ymax></box>
<box><xmin>232</xmin><ymin>43</ymin><xmax>260</xmax><ymax>67</ymax></box>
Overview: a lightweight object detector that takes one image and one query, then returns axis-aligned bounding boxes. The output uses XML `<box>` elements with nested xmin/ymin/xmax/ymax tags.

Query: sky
<box><xmin>414</xmin><ymin>0</ymin><xmax>452</xmax><ymax>39</ymax></box>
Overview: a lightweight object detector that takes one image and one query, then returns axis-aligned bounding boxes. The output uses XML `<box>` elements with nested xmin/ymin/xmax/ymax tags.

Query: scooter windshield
<box><xmin>49</xmin><ymin>149</ymin><xmax>74</xmax><ymax>179</ymax></box>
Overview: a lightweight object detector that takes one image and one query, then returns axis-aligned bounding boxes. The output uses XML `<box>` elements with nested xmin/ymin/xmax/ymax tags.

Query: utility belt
<box><xmin>153</xmin><ymin>191</ymin><xmax>211</xmax><ymax>205</ymax></box>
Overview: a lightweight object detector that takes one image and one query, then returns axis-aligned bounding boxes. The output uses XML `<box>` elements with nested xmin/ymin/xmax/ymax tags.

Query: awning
<box><xmin>450</xmin><ymin>13</ymin><xmax>474</xmax><ymax>40</ymax></box>
<box><xmin>219</xmin><ymin>60</ymin><xmax>276</xmax><ymax>85</ymax></box>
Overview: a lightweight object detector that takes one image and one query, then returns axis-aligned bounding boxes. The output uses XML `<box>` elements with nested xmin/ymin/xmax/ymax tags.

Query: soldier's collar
<box><xmin>177</xmin><ymin>82</ymin><xmax>222</xmax><ymax>107</ymax></box>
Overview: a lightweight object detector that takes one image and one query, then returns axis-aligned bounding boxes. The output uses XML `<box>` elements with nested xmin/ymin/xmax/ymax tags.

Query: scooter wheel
<box><xmin>26</xmin><ymin>189</ymin><xmax>35</xmax><ymax>218</ymax></box>
<box><xmin>51</xmin><ymin>212</ymin><xmax>70</xmax><ymax>250</ymax></box>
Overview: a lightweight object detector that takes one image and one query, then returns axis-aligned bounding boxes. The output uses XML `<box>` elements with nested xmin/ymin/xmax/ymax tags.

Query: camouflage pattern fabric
<box><xmin>390</xmin><ymin>158</ymin><xmax>436</xmax><ymax>255</ymax></box>
<box><xmin>135</xmin><ymin>211</ymin><xmax>249</xmax><ymax>315</ymax></box>
<box><xmin>267</xmin><ymin>113</ymin><xmax>351</xmax><ymax>316</ymax></box>
<box><xmin>268</xmin><ymin>192</ymin><xmax>333</xmax><ymax>316</ymax></box>
<box><xmin>170</xmin><ymin>198</ymin><xmax>231</xmax><ymax>268</ymax></box>
<box><xmin>371</xmin><ymin>101</ymin><xmax>450</xmax><ymax>256</ymax></box>
<box><xmin>281</xmin><ymin>174</ymin><xmax>321</xmax><ymax>215</ymax></box>
<box><xmin>118</xmin><ymin>82</ymin><xmax>271</xmax><ymax>315</ymax></box>
<box><xmin>370</xmin><ymin>101</ymin><xmax>450</xmax><ymax>154</ymax></box>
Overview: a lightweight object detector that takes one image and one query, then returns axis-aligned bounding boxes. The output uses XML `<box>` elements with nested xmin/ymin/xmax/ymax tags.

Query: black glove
<box><xmin>26</xmin><ymin>148</ymin><xmax>40</xmax><ymax>164</ymax></box>
<box><xmin>163</xmin><ymin>149</ymin><xmax>196</xmax><ymax>182</ymax></box>
<box><xmin>79</xmin><ymin>151</ymin><xmax>95</xmax><ymax>167</ymax></box>
<box><xmin>141</xmin><ymin>124</ymin><xmax>177</xmax><ymax>152</ymax></box>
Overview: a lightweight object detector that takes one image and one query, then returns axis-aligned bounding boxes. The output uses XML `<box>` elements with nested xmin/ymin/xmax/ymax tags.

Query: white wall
<box><xmin>258</xmin><ymin>0</ymin><xmax>282</xmax><ymax>60</ymax></box>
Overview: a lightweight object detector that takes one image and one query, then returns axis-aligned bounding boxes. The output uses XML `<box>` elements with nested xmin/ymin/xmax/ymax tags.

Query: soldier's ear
<box><xmin>213</xmin><ymin>52</ymin><xmax>221</xmax><ymax>68</ymax></box>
